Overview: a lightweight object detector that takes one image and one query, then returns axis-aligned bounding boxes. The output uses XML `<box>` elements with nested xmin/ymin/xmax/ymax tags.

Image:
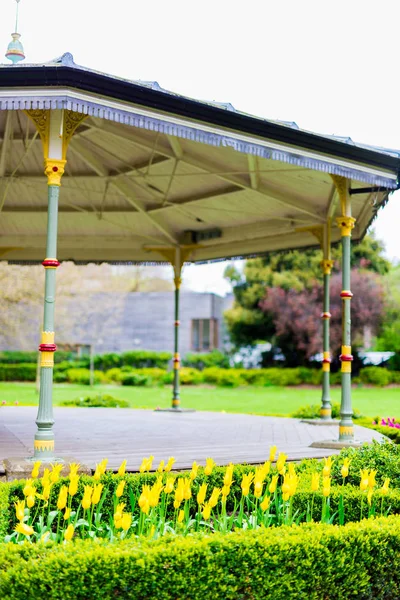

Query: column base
<box><xmin>301</xmin><ymin>419</ymin><xmax>339</xmax><ymax>426</ymax></box>
<box><xmin>309</xmin><ymin>440</ymin><xmax>362</xmax><ymax>449</ymax></box>
<box><xmin>154</xmin><ymin>408</ymin><xmax>196</xmax><ymax>413</ymax></box>
<box><xmin>3</xmin><ymin>456</ymin><xmax>91</xmax><ymax>482</ymax></box>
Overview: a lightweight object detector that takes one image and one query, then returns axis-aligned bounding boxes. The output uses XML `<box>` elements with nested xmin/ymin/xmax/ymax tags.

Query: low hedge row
<box><xmin>2</xmin><ymin>517</ymin><xmax>400</xmax><ymax>599</ymax></box>
<box><xmin>3</xmin><ymin>362</ymin><xmax>400</xmax><ymax>387</ymax></box>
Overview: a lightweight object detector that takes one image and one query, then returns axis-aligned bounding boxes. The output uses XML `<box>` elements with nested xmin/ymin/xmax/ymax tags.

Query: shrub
<box><xmin>291</xmin><ymin>402</ymin><xmax>363</xmax><ymax>420</ymax></box>
<box><xmin>0</xmin><ymin>363</ymin><xmax>37</xmax><ymax>382</ymax></box>
<box><xmin>52</xmin><ymin>371</ymin><xmax>68</xmax><ymax>383</ymax></box>
<box><xmin>105</xmin><ymin>368</ymin><xmax>123</xmax><ymax>382</ymax></box>
<box><xmin>261</xmin><ymin>368</ymin><xmax>302</xmax><ymax>386</ymax></box>
<box><xmin>359</xmin><ymin>366</ymin><xmax>391</xmax><ymax>387</ymax></box>
<box><xmin>183</xmin><ymin>349</ymin><xmax>230</xmax><ymax>370</ymax></box>
<box><xmin>2</xmin><ymin>517</ymin><xmax>400</xmax><ymax>599</ymax></box>
<box><xmin>178</xmin><ymin>367</ymin><xmax>202</xmax><ymax>385</ymax></box>
<box><xmin>202</xmin><ymin>367</ymin><xmax>244</xmax><ymax>387</ymax></box>
<box><xmin>121</xmin><ymin>350</ymin><xmax>172</xmax><ymax>369</ymax></box>
<box><xmin>60</xmin><ymin>394</ymin><xmax>129</xmax><ymax>408</ymax></box>
<box><xmin>120</xmin><ymin>372</ymin><xmax>150</xmax><ymax>386</ymax></box>
<box><xmin>331</xmin><ymin>440</ymin><xmax>400</xmax><ymax>487</ymax></box>
<box><xmin>0</xmin><ymin>350</ymin><xmax>74</xmax><ymax>364</ymax></box>
<box><xmin>65</xmin><ymin>368</ymin><xmax>108</xmax><ymax>385</ymax></box>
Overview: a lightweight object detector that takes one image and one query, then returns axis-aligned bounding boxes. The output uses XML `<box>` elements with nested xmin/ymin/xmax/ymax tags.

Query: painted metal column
<box><xmin>334</xmin><ymin>177</ymin><xmax>356</xmax><ymax>442</ymax></box>
<box><xmin>172</xmin><ymin>248</ymin><xmax>182</xmax><ymax>408</ymax></box>
<box><xmin>25</xmin><ymin>108</ymin><xmax>87</xmax><ymax>458</ymax></box>
<box><xmin>320</xmin><ymin>257</ymin><xmax>333</xmax><ymax>419</ymax></box>
<box><xmin>35</xmin><ymin>109</ymin><xmax>66</xmax><ymax>458</ymax></box>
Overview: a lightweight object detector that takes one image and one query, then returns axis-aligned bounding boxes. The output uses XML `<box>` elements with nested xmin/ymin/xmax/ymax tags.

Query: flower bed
<box><xmin>1</xmin><ymin>446</ymin><xmax>398</xmax><ymax>545</ymax></box>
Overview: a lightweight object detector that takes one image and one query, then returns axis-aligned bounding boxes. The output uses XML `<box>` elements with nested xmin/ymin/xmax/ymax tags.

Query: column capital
<box><xmin>44</xmin><ymin>159</ymin><xmax>66</xmax><ymax>186</ymax></box>
<box><xmin>336</xmin><ymin>216</ymin><xmax>356</xmax><ymax>237</ymax></box>
<box><xmin>320</xmin><ymin>259</ymin><xmax>334</xmax><ymax>275</ymax></box>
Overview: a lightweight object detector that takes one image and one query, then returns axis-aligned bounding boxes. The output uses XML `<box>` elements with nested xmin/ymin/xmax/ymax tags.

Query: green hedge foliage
<box><xmin>0</xmin><ymin>364</ymin><xmax>37</xmax><ymax>381</ymax></box>
<box><xmin>60</xmin><ymin>394</ymin><xmax>130</xmax><ymax>408</ymax></box>
<box><xmin>2</xmin><ymin>517</ymin><xmax>400</xmax><ymax>599</ymax></box>
<box><xmin>331</xmin><ymin>440</ymin><xmax>400</xmax><ymax>487</ymax></box>
<box><xmin>0</xmin><ymin>350</ymin><xmax>74</xmax><ymax>364</ymax></box>
<box><xmin>182</xmin><ymin>349</ymin><xmax>230</xmax><ymax>370</ymax></box>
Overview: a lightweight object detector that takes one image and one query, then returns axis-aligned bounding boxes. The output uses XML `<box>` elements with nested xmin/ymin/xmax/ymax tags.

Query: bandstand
<box><xmin>1</xmin><ymin>12</ymin><xmax>400</xmax><ymax>461</ymax></box>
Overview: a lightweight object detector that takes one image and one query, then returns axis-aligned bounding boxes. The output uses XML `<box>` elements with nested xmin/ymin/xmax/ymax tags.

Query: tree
<box><xmin>224</xmin><ymin>233</ymin><xmax>389</xmax><ymax>361</ymax></box>
<box><xmin>260</xmin><ymin>270</ymin><xmax>384</xmax><ymax>366</ymax></box>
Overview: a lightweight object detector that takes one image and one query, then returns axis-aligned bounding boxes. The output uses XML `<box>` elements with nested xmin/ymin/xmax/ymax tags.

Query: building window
<box><xmin>191</xmin><ymin>319</ymin><xmax>218</xmax><ymax>351</ymax></box>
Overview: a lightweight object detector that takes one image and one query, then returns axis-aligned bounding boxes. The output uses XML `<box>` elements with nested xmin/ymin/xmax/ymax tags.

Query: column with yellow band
<box><xmin>35</xmin><ymin>158</ymin><xmax>65</xmax><ymax>458</ymax></box>
<box><xmin>320</xmin><ymin>258</ymin><xmax>334</xmax><ymax>419</ymax></box>
<box><xmin>172</xmin><ymin>276</ymin><xmax>181</xmax><ymax>408</ymax></box>
<box><xmin>337</xmin><ymin>215</ymin><xmax>356</xmax><ymax>442</ymax></box>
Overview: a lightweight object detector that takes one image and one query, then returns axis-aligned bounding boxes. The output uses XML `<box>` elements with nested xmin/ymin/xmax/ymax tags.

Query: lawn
<box><xmin>0</xmin><ymin>382</ymin><xmax>399</xmax><ymax>417</ymax></box>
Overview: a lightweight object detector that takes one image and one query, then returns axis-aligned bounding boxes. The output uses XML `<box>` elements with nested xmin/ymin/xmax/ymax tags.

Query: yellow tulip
<box><xmin>139</xmin><ymin>455</ymin><xmax>154</xmax><ymax>473</ymax></box>
<box><xmin>121</xmin><ymin>512</ymin><xmax>132</xmax><ymax>531</ymax></box>
<box><xmin>341</xmin><ymin>458</ymin><xmax>351</xmax><ymax>479</ymax></box>
<box><xmin>381</xmin><ymin>478</ymin><xmax>390</xmax><ymax>495</ymax></box>
<box><xmin>69</xmin><ymin>475</ymin><xmax>79</xmax><ymax>497</ymax></box>
<box><xmin>14</xmin><ymin>499</ymin><xmax>25</xmax><ymax>522</ymax></box>
<box><xmin>269</xmin><ymin>475</ymin><xmax>279</xmax><ymax>494</ymax></box>
<box><xmin>116</xmin><ymin>480</ymin><xmax>125</xmax><ymax>498</ymax></box>
<box><xmin>92</xmin><ymin>484</ymin><xmax>103</xmax><ymax>506</ymax></box>
<box><xmin>322</xmin><ymin>476</ymin><xmax>331</xmax><ymax>497</ymax></box>
<box><xmin>42</xmin><ymin>484</ymin><xmax>51</xmax><ymax>501</ymax></box>
<box><xmin>41</xmin><ymin>468</ymin><xmax>51</xmax><ymax>486</ymax></box>
<box><xmin>57</xmin><ymin>485</ymin><xmax>68</xmax><ymax>511</ymax></box>
<box><xmin>64</xmin><ymin>524</ymin><xmax>74</xmax><ymax>541</ymax></box>
<box><xmin>117</xmin><ymin>460</ymin><xmax>127</xmax><ymax>477</ymax></box>
<box><xmin>224</xmin><ymin>464</ymin><xmax>234</xmax><ymax>487</ymax></box>
<box><xmin>99</xmin><ymin>458</ymin><xmax>108</xmax><ymax>475</ymax></box>
<box><xmin>81</xmin><ymin>485</ymin><xmax>93</xmax><ymax>510</ymax></box>
<box><xmin>260</xmin><ymin>496</ymin><xmax>270</xmax><ymax>511</ymax></box>
<box><xmin>311</xmin><ymin>473</ymin><xmax>320</xmax><ymax>493</ymax></box>
<box><xmin>322</xmin><ymin>457</ymin><xmax>333</xmax><ymax>478</ymax></box>
<box><xmin>177</xmin><ymin>509</ymin><xmax>185</xmax><ymax>523</ymax></box>
<box><xmin>276</xmin><ymin>453</ymin><xmax>287</xmax><ymax>474</ymax></box>
<box><xmin>15</xmin><ymin>522</ymin><xmax>34</xmax><ymax>536</ymax></box>
<box><xmin>68</xmin><ymin>463</ymin><xmax>80</xmax><ymax>478</ymax></box>
<box><xmin>367</xmin><ymin>488</ymin><xmax>373</xmax><ymax>506</ymax></box>
<box><xmin>157</xmin><ymin>460</ymin><xmax>165</xmax><ymax>473</ymax></box>
<box><xmin>64</xmin><ymin>507</ymin><xmax>71</xmax><ymax>520</ymax></box>
<box><xmin>204</xmin><ymin>457</ymin><xmax>216</xmax><ymax>476</ymax></box>
<box><xmin>149</xmin><ymin>482</ymin><xmax>163</xmax><ymax>507</ymax></box>
<box><xmin>197</xmin><ymin>483</ymin><xmax>208</xmax><ymax>505</ymax></box>
<box><xmin>31</xmin><ymin>461</ymin><xmax>41</xmax><ymax>479</ymax></box>
<box><xmin>202</xmin><ymin>502</ymin><xmax>212</xmax><ymax>520</ymax></box>
<box><xmin>114</xmin><ymin>502</ymin><xmax>125</xmax><ymax>523</ymax></box>
<box><xmin>164</xmin><ymin>477</ymin><xmax>175</xmax><ymax>494</ymax></box>
<box><xmin>23</xmin><ymin>479</ymin><xmax>34</xmax><ymax>497</ymax></box>
<box><xmin>183</xmin><ymin>479</ymin><xmax>192</xmax><ymax>501</ymax></box>
<box><xmin>261</xmin><ymin>461</ymin><xmax>271</xmax><ymax>477</ymax></box>
<box><xmin>50</xmin><ymin>464</ymin><xmax>63</xmax><ymax>484</ymax></box>
<box><xmin>164</xmin><ymin>457</ymin><xmax>176</xmax><ymax>472</ymax></box>
<box><xmin>368</xmin><ymin>470</ymin><xmax>377</xmax><ymax>490</ymax></box>
<box><xmin>209</xmin><ymin>487</ymin><xmax>220</xmax><ymax>508</ymax></box>
<box><xmin>190</xmin><ymin>461</ymin><xmax>199</xmax><ymax>480</ymax></box>
<box><xmin>174</xmin><ymin>480</ymin><xmax>185</xmax><ymax>505</ymax></box>
<box><xmin>27</xmin><ymin>495</ymin><xmax>35</xmax><ymax>509</ymax></box>
<box><xmin>360</xmin><ymin>469</ymin><xmax>369</xmax><ymax>492</ymax></box>
<box><xmin>241</xmin><ymin>473</ymin><xmax>254</xmax><ymax>497</ymax></box>
<box><xmin>269</xmin><ymin>445</ymin><xmax>277</xmax><ymax>462</ymax></box>
<box><xmin>254</xmin><ymin>481</ymin><xmax>263</xmax><ymax>499</ymax></box>
<box><xmin>222</xmin><ymin>485</ymin><xmax>230</xmax><ymax>499</ymax></box>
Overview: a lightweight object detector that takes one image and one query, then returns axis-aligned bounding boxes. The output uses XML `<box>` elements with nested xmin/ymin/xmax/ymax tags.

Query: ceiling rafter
<box><xmin>247</xmin><ymin>154</ymin><xmax>259</xmax><ymax>190</ymax></box>
<box><xmin>111</xmin><ymin>177</ymin><xmax>178</xmax><ymax>244</ymax></box>
<box><xmin>84</xmin><ymin>122</ymin><xmax>324</xmax><ymax>222</ymax></box>
<box><xmin>0</xmin><ymin>112</ymin><xmax>13</xmax><ymax>177</ymax></box>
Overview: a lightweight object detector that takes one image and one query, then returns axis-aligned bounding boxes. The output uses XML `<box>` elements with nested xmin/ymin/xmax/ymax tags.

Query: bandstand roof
<box><xmin>0</xmin><ymin>52</ymin><xmax>400</xmax><ymax>264</ymax></box>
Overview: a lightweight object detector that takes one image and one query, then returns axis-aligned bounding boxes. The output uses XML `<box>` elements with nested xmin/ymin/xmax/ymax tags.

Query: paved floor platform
<box><xmin>0</xmin><ymin>407</ymin><xmax>385</xmax><ymax>473</ymax></box>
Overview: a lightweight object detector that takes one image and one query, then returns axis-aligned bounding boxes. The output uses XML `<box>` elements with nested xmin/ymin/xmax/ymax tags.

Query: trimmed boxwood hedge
<box><xmin>2</xmin><ymin>517</ymin><xmax>400</xmax><ymax>599</ymax></box>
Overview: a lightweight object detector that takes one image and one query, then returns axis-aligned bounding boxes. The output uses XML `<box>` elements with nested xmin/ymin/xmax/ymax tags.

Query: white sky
<box><xmin>2</xmin><ymin>0</ymin><xmax>400</xmax><ymax>295</ymax></box>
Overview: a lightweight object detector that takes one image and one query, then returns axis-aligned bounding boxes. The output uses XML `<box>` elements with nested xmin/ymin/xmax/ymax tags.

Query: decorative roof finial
<box><xmin>5</xmin><ymin>0</ymin><xmax>25</xmax><ymax>64</ymax></box>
